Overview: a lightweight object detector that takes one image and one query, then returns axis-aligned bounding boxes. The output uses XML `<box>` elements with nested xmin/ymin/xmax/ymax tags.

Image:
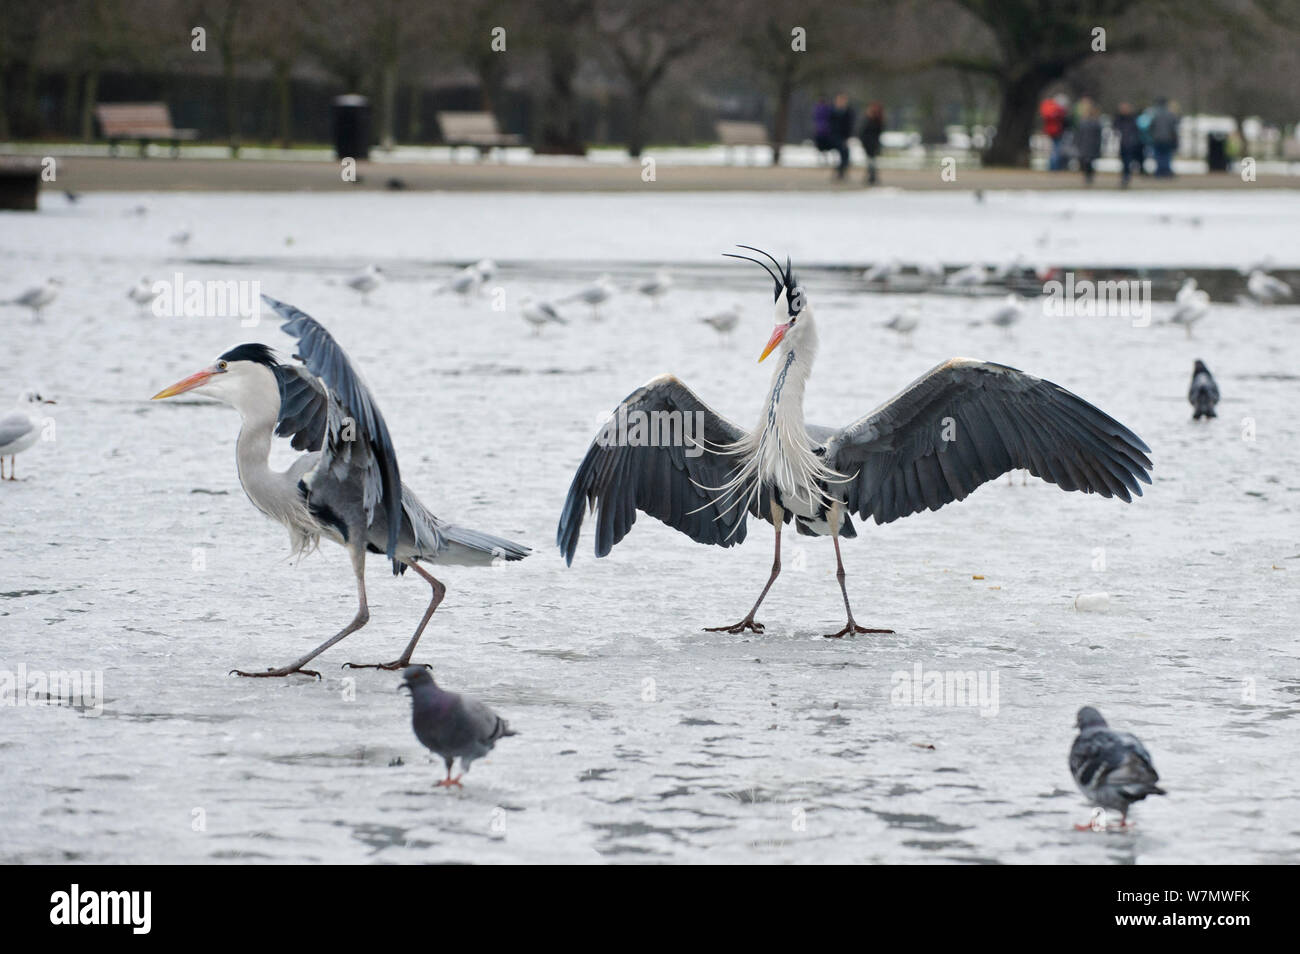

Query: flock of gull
<box><xmin>6</xmin><ymin>241</ymin><xmax>1294</xmax><ymax>827</ymax></box>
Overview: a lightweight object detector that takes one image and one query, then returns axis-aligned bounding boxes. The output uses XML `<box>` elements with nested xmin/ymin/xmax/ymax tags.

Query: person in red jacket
<box><xmin>1041</xmin><ymin>94</ymin><xmax>1070</xmax><ymax>171</ymax></box>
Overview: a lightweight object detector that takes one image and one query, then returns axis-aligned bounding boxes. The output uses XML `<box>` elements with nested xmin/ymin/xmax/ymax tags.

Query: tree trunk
<box><xmin>625</xmin><ymin>86</ymin><xmax>649</xmax><ymax>158</ymax></box>
<box><xmin>274</xmin><ymin>62</ymin><xmax>292</xmax><ymax>147</ymax></box>
<box><xmin>538</xmin><ymin>47</ymin><xmax>584</xmax><ymax>155</ymax></box>
<box><xmin>379</xmin><ymin>60</ymin><xmax>397</xmax><ymax>150</ymax></box>
<box><xmin>982</xmin><ymin>70</ymin><xmax>1051</xmax><ymax>168</ymax></box>
<box><xmin>80</xmin><ymin>69</ymin><xmax>99</xmax><ymax>142</ymax></box>
<box><xmin>771</xmin><ymin>75</ymin><xmax>793</xmax><ymax>166</ymax></box>
<box><xmin>407</xmin><ymin>83</ymin><xmax>421</xmax><ymax>141</ymax></box>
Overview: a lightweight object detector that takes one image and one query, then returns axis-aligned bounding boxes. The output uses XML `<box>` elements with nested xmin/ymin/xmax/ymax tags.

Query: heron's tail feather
<box><xmin>441</xmin><ymin>524</ymin><xmax>531</xmax><ymax>561</ymax></box>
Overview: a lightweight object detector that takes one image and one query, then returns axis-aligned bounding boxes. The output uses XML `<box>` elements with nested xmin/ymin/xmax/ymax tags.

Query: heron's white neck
<box><xmin>223</xmin><ymin>370</ymin><xmax>282</xmax><ymax>503</ymax></box>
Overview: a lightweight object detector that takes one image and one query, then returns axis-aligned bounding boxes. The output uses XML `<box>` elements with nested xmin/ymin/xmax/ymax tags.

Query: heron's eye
<box><xmin>217</xmin><ymin>360</ymin><xmax>229</xmax><ymax>371</ymax></box>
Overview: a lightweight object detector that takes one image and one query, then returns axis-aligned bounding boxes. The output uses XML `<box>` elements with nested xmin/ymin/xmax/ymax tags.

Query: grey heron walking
<box><xmin>558</xmin><ymin>247</ymin><xmax>1153</xmax><ymax>638</ymax></box>
<box><xmin>152</xmin><ymin>295</ymin><xmax>530</xmax><ymax>677</ymax></box>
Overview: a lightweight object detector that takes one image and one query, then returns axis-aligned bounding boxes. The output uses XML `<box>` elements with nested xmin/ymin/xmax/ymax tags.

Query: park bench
<box><xmin>436</xmin><ymin>111</ymin><xmax>523</xmax><ymax>160</ymax></box>
<box><xmin>716</xmin><ymin>120</ymin><xmax>770</xmax><ymax>165</ymax></box>
<box><xmin>95</xmin><ymin>102</ymin><xmax>197</xmax><ymax>157</ymax></box>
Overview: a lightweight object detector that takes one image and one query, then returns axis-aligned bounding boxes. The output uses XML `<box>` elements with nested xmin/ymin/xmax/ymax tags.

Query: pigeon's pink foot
<box><xmin>435</xmin><ymin>775</ymin><xmax>463</xmax><ymax>789</ymax></box>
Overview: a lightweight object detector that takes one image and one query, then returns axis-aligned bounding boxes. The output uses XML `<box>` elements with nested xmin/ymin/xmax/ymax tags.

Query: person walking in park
<box><xmin>1149</xmin><ymin>97</ymin><xmax>1180</xmax><ymax>177</ymax></box>
<box><xmin>812</xmin><ymin>95</ymin><xmax>833</xmax><ymax>159</ymax></box>
<box><xmin>829</xmin><ymin>92</ymin><xmax>855</xmax><ymax>181</ymax></box>
<box><xmin>860</xmin><ymin>101</ymin><xmax>884</xmax><ymax>185</ymax></box>
<box><xmin>1113</xmin><ymin>102</ymin><xmax>1143</xmax><ymax>187</ymax></box>
<box><xmin>1075</xmin><ymin>98</ymin><xmax>1102</xmax><ymax>185</ymax></box>
<box><xmin>1041</xmin><ymin>93</ymin><xmax>1070</xmax><ymax>170</ymax></box>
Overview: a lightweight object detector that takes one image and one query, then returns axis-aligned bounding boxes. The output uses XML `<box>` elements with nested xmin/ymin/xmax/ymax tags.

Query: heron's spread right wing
<box><xmin>0</xmin><ymin>411</ymin><xmax>34</xmax><ymax>448</ymax></box>
<box><xmin>557</xmin><ymin>374</ymin><xmax>750</xmax><ymax>563</ymax></box>
<box><xmin>262</xmin><ymin>295</ymin><xmax>403</xmax><ymax>561</ymax></box>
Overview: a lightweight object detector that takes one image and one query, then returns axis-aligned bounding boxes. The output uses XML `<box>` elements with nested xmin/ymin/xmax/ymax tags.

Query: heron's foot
<box><xmin>823</xmin><ymin>619</ymin><xmax>895</xmax><ymax>639</ymax></box>
<box><xmin>435</xmin><ymin>775</ymin><xmax>463</xmax><ymax>789</ymax></box>
<box><xmin>230</xmin><ymin>666</ymin><xmax>322</xmax><ymax>680</ymax></box>
<box><xmin>341</xmin><ymin>659</ymin><xmax>430</xmax><ymax>672</ymax></box>
<box><xmin>704</xmin><ymin>617</ymin><xmax>764</xmax><ymax>634</ymax></box>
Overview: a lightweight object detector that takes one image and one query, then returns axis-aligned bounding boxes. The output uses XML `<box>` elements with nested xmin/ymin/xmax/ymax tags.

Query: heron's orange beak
<box><xmin>152</xmin><ymin>368</ymin><xmax>214</xmax><ymax>400</ymax></box>
<box><xmin>759</xmin><ymin>322</ymin><xmax>790</xmax><ymax>362</ymax></box>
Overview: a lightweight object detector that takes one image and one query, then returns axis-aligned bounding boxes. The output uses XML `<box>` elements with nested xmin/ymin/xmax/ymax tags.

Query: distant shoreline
<box><xmin>19</xmin><ymin>155</ymin><xmax>1299</xmax><ymax>194</ymax></box>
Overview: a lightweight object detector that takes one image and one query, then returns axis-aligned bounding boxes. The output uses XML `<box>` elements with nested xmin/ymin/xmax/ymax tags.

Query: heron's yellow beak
<box><xmin>759</xmin><ymin>322</ymin><xmax>790</xmax><ymax>362</ymax></box>
<box><xmin>152</xmin><ymin>368</ymin><xmax>214</xmax><ymax>400</ymax></box>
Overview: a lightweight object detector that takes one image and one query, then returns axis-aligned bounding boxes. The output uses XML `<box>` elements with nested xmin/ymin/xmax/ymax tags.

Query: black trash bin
<box><xmin>1206</xmin><ymin>132</ymin><xmax>1228</xmax><ymax>173</ymax></box>
<box><xmin>332</xmin><ymin>94</ymin><xmax>371</xmax><ymax>161</ymax></box>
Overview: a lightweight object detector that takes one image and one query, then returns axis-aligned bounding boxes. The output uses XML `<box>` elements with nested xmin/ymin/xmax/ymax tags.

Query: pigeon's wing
<box><xmin>1109</xmin><ymin>731</ymin><xmax>1161</xmax><ymax>788</ymax></box>
<box><xmin>1071</xmin><ymin>728</ymin><xmax>1160</xmax><ymax>794</ymax></box>
<box><xmin>821</xmin><ymin>358</ymin><xmax>1154</xmax><ymax>526</ymax></box>
<box><xmin>557</xmin><ymin>374</ymin><xmax>752</xmax><ymax>563</ymax></box>
<box><xmin>0</xmin><ymin>411</ymin><xmax>35</xmax><ymax>448</ymax></box>
<box><xmin>459</xmin><ymin>695</ymin><xmax>512</xmax><ymax>748</ymax></box>
<box><xmin>262</xmin><ymin>295</ymin><xmax>402</xmax><ymax>562</ymax></box>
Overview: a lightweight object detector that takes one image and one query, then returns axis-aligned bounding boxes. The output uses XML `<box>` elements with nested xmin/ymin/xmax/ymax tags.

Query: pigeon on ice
<box><xmin>1188</xmin><ymin>360</ymin><xmax>1219</xmax><ymax>420</ymax></box>
<box><xmin>1069</xmin><ymin>706</ymin><xmax>1165</xmax><ymax>830</ymax></box>
<box><xmin>400</xmin><ymin>666</ymin><xmax>516</xmax><ymax>788</ymax></box>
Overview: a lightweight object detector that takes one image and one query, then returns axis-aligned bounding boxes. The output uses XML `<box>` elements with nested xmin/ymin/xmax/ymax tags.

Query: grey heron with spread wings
<box><xmin>153</xmin><ymin>295</ymin><xmax>529</xmax><ymax>677</ymax></box>
<box><xmin>558</xmin><ymin>247</ymin><xmax>1152</xmax><ymax>638</ymax></box>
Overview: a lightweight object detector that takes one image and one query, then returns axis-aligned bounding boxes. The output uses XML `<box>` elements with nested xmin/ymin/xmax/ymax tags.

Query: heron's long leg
<box><xmin>344</xmin><ymin>560</ymin><xmax>445</xmax><ymax>671</ymax></box>
<box><xmin>823</xmin><ymin>519</ymin><xmax>894</xmax><ymax>639</ymax></box>
<box><xmin>706</xmin><ymin>501</ymin><xmax>783</xmax><ymax>635</ymax></box>
<box><xmin>232</xmin><ymin>545</ymin><xmax>370</xmax><ymax>679</ymax></box>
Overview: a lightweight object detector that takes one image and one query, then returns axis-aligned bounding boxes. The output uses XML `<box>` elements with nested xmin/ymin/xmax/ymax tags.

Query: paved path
<box><xmin>42</xmin><ymin>155</ymin><xmax>1298</xmax><ymax>193</ymax></box>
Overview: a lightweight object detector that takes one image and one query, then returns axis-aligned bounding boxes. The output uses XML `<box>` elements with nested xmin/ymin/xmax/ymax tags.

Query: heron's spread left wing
<box><xmin>557</xmin><ymin>374</ymin><xmax>751</xmax><ymax>563</ymax></box>
<box><xmin>262</xmin><ymin>295</ymin><xmax>402</xmax><ymax>561</ymax></box>
<box><xmin>821</xmin><ymin>358</ymin><xmax>1153</xmax><ymax>525</ymax></box>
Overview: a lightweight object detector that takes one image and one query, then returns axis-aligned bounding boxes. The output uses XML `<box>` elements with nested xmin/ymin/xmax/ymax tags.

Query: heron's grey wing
<box><xmin>557</xmin><ymin>374</ymin><xmax>751</xmax><ymax>563</ymax></box>
<box><xmin>0</xmin><ymin>411</ymin><xmax>35</xmax><ymax>448</ymax></box>
<box><xmin>271</xmin><ymin>364</ymin><xmax>328</xmax><ymax>452</ymax></box>
<box><xmin>261</xmin><ymin>295</ymin><xmax>402</xmax><ymax>561</ymax></box>
<box><xmin>821</xmin><ymin>358</ymin><xmax>1153</xmax><ymax>526</ymax></box>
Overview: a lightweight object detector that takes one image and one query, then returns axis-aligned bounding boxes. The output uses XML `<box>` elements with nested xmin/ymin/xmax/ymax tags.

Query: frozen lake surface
<box><xmin>2</xmin><ymin>190</ymin><xmax>1299</xmax><ymax>864</ymax></box>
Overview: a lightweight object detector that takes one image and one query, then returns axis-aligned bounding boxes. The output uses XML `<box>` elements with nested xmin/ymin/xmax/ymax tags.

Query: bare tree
<box><xmin>595</xmin><ymin>0</ymin><xmax>718</xmax><ymax>157</ymax></box>
<box><xmin>733</xmin><ymin>0</ymin><xmax>860</xmax><ymax>164</ymax></box>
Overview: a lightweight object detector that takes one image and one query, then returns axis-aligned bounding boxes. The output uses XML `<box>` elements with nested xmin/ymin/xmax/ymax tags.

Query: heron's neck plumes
<box><xmin>695</xmin><ymin>320</ymin><xmax>841</xmax><ymax>532</ymax></box>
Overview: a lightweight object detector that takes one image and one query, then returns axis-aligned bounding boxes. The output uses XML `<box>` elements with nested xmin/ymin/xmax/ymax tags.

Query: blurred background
<box><xmin>2</xmin><ymin>0</ymin><xmax>1298</xmax><ymax>174</ymax></box>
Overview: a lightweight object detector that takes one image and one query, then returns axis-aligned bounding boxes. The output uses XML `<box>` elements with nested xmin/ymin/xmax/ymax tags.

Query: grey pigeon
<box><xmin>400</xmin><ymin>666</ymin><xmax>516</xmax><ymax>787</ymax></box>
<box><xmin>1069</xmin><ymin>706</ymin><xmax>1165</xmax><ymax>829</ymax></box>
<box><xmin>1188</xmin><ymin>360</ymin><xmax>1219</xmax><ymax>420</ymax></box>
